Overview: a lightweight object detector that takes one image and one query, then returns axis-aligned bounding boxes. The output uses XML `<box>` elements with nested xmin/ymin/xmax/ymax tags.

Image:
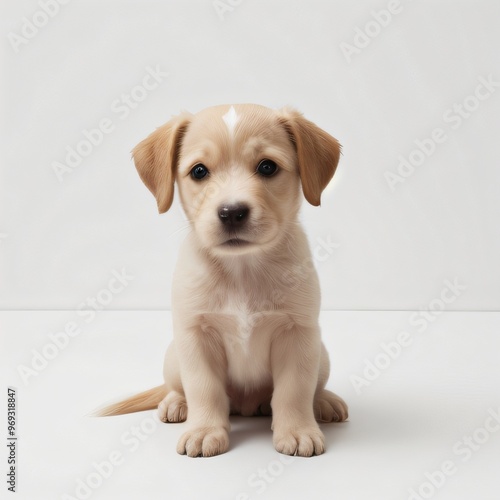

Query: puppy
<box><xmin>98</xmin><ymin>104</ymin><xmax>348</xmax><ymax>457</ymax></box>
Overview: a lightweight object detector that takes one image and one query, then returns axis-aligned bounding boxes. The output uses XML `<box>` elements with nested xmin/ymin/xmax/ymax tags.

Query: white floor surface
<box><xmin>1</xmin><ymin>311</ymin><xmax>499</xmax><ymax>500</ymax></box>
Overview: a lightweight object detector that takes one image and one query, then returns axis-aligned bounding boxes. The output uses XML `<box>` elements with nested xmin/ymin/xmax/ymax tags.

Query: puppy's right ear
<box><xmin>132</xmin><ymin>113</ymin><xmax>191</xmax><ymax>213</ymax></box>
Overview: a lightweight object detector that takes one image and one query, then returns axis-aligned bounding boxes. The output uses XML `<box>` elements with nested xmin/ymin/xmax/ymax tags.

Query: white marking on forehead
<box><xmin>222</xmin><ymin>106</ymin><xmax>239</xmax><ymax>135</ymax></box>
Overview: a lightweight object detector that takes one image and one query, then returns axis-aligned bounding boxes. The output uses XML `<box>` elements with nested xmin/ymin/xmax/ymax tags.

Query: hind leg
<box><xmin>314</xmin><ymin>390</ymin><xmax>348</xmax><ymax>422</ymax></box>
<box><xmin>158</xmin><ymin>342</ymin><xmax>187</xmax><ymax>423</ymax></box>
<box><xmin>158</xmin><ymin>391</ymin><xmax>187</xmax><ymax>422</ymax></box>
<box><xmin>314</xmin><ymin>342</ymin><xmax>348</xmax><ymax>423</ymax></box>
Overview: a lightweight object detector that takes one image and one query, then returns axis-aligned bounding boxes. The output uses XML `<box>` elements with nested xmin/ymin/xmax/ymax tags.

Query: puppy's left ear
<box><xmin>279</xmin><ymin>108</ymin><xmax>341</xmax><ymax>206</ymax></box>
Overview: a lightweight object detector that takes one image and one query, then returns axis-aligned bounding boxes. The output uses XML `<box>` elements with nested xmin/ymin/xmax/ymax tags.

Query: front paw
<box><xmin>273</xmin><ymin>424</ymin><xmax>325</xmax><ymax>457</ymax></box>
<box><xmin>177</xmin><ymin>426</ymin><xmax>229</xmax><ymax>457</ymax></box>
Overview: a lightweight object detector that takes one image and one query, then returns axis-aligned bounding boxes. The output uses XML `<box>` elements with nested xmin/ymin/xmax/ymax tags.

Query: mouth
<box><xmin>221</xmin><ymin>238</ymin><xmax>251</xmax><ymax>247</ymax></box>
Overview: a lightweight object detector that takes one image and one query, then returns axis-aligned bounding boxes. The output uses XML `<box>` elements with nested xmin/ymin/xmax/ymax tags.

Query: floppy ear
<box><xmin>132</xmin><ymin>113</ymin><xmax>191</xmax><ymax>213</ymax></box>
<box><xmin>279</xmin><ymin>108</ymin><xmax>341</xmax><ymax>206</ymax></box>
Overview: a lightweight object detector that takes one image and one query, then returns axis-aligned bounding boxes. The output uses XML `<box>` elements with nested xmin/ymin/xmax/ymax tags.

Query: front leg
<box><xmin>175</xmin><ymin>323</ymin><xmax>230</xmax><ymax>457</ymax></box>
<box><xmin>271</xmin><ymin>323</ymin><xmax>325</xmax><ymax>457</ymax></box>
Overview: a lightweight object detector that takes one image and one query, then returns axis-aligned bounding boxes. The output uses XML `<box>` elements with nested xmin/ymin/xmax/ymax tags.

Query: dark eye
<box><xmin>190</xmin><ymin>164</ymin><xmax>209</xmax><ymax>180</ymax></box>
<box><xmin>257</xmin><ymin>159</ymin><xmax>278</xmax><ymax>177</ymax></box>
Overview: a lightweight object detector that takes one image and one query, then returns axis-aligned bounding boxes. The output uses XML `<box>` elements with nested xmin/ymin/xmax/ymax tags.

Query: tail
<box><xmin>94</xmin><ymin>385</ymin><xmax>167</xmax><ymax>417</ymax></box>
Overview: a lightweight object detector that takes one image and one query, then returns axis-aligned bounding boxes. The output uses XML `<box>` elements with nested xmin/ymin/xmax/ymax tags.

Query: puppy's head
<box><xmin>133</xmin><ymin>104</ymin><xmax>341</xmax><ymax>256</ymax></box>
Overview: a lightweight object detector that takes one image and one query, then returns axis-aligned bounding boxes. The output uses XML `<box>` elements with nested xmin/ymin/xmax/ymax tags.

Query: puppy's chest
<box><xmin>201</xmin><ymin>293</ymin><xmax>288</xmax><ymax>352</ymax></box>
<box><xmin>218</xmin><ymin>296</ymin><xmax>266</xmax><ymax>351</ymax></box>
<box><xmin>192</xmin><ymin>275</ymin><xmax>295</xmax><ymax>387</ymax></box>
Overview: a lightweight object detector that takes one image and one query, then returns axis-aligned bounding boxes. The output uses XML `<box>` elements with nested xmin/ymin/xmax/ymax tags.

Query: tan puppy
<box><xmin>99</xmin><ymin>104</ymin><xmax>348</xmax><ymax>457</ymax></box>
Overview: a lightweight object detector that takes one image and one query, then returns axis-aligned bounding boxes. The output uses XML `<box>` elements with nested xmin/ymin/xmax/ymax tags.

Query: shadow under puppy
<box><xmin>98</xmin><ymin>104</ymin><xmax>348</xmax><ymax>457</ymax></box>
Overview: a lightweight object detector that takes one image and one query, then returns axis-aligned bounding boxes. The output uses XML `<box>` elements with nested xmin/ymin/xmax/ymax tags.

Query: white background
<box><xmin>1</xmin><ymin>2</ymin><xmax>500</xmax><ymax>500</ymax></box>
<box><xmin>1</xmin><ymin>0</ymin><xmax>499</xmax><ymax>311</ymax></box>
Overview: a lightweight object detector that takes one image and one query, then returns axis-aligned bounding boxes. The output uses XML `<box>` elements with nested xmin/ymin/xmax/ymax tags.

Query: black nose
<box><xmin>218</xmin><ymin>204</ymin><xmax>250</xmax><ymax>227</ymax></box>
